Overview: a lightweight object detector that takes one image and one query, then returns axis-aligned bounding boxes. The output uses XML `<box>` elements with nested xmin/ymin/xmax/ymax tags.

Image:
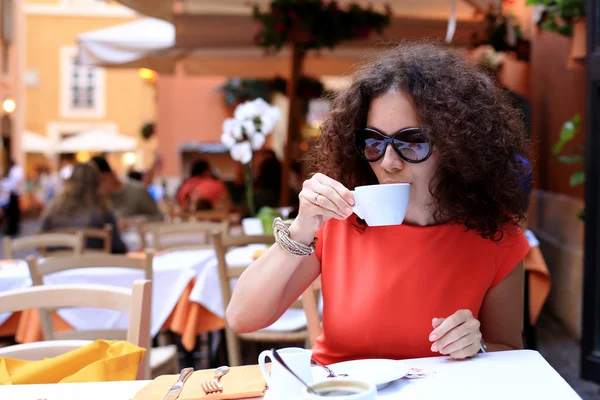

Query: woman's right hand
<box><xmin>290</xmin><ymin>173</ymin><xmax>355</xmax><ymax>243</ymax></box>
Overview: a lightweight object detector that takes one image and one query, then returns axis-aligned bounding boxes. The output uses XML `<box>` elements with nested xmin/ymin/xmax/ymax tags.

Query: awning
<box><xmin>114</xmin><ymin>0</ymin><xmax>487</xmax><ymax>23</ymax></box>
<box><xmin>56</xmin><ymin>131</ymin><xmax>138</xmax><ymax>154</ymax></box>
<box><xmin>23</xmin><ymin>131</ymin><xmax>54</xmax><ymax>154</ymax></box>
<box><xmin>77</xmin><ymin>18</ymin><xmax>175</xmax><ymax>70</ymax></box>
<box><xmin>76</xmin><ymin>14</ymin><xmax>484</xmax><ymax>77</ymax></box>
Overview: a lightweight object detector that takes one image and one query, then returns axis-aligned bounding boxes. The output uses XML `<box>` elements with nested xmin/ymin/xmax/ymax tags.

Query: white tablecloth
<box><xmin>0</xmin><ymin>254</ymin><xmax>198</xmax><ymax>337</ymax></box>
<box><xmin>0</xmin><ymin>350</ymin><xmax>580</xmax><ymax>400</ymax></box>
<box><xmin>188</xmin><ymin>244</ymin><xmax>309</xmax><ymax>332</ymax></box>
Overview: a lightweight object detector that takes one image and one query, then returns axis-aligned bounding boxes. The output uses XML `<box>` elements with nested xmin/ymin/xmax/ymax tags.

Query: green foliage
<box><xmin>526</xmin><ymin>0</ymin><xmax>585</xmax><ymax>36</ymax></box>
<box><xmin>553</xmin><ymin>114</ymin><xmax>585</xmax><ymax>219</ymax></box>
<box><xmin>253</xmin><ymin>0</ymin><xmax>392</xmax><ymax>53</ymax></box>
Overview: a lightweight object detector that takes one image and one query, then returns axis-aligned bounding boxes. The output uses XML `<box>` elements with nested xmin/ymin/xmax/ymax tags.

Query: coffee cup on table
<box><xmin>350</xmin><ymin>183</ymin><xmax>410</xmax><ymax>227</ymax></box>
<box><xmin>258</xmin><ymin>347</ymin><xmax>313</xmax><ymax>398</ymax></box>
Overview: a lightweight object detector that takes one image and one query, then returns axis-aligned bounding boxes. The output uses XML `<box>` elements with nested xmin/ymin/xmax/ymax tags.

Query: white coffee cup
<box><xmin>350</xmin><ymin>183</ymin><xmax>410</xmax><ymax>226</ymax></box>
<box><xmin>300</xmin><ymin>378</ymin><xmax>377</xmax><ymax>400</ymax></box>
<box><xmin>259</xmin><ymin>347</ymin><xmax>313</xmax><ymax>398</ymax></box>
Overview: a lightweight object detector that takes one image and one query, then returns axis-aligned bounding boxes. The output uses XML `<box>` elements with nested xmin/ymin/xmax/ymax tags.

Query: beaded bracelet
<box><xmin>272</xmin><ymin>217</ymin><xmax>317</xmax><ymax>256</ymax></box>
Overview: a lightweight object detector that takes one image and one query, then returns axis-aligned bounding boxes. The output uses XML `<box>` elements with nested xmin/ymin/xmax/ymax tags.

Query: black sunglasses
<box><xmin>354</xmin><ymin>127</ymin><xmax>433</xmax><ymax>163</ymax></box>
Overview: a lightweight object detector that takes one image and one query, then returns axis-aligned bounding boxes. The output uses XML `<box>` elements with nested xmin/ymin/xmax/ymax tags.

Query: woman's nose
<box><xmin>380</xmin><ymin>144</ymin><xmax>404</xmax><ymax>172</ymax></box>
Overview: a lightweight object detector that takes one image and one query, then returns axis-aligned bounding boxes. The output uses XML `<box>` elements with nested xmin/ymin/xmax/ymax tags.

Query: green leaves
<box><xmin>553</xmin><ymin>114</ymin><xmax>581</xmax><ymax>154</ymax></box>
<box><xmin>526</xmin><ymin>0</ymin><xmax>585</xmax><ymax>37</ymax></box>
<box><xmin>570</xmin><ymin>170</ymin><xmax>585</xmax><ymax>186</ymax></box>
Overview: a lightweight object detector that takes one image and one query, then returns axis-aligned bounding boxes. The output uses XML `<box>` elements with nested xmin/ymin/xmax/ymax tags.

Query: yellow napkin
<box><xmin>0</xmin><ymin>340</ymin><xmax>145</xmax><ymax>385</ymax></box>
<box><xmin>134</xmin><ymin>365</ymin><xmax>267</xmax><ymax>400</ymax></box>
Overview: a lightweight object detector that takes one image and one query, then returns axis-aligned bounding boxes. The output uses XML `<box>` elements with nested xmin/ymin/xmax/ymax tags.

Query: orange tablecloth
<box><xmin>525</xmin><ymin>246</ymin><xmax>551</xmax><ymax>325</ymax></box>
<box><xmin>0</xmin><ymin>280</ymin><xmax>225</xmax><ymax>352</ymax></box>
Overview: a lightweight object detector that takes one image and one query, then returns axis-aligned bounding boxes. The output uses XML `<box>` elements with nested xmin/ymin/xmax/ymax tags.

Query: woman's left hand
<box><xmin>429</xmin><ymin>309</ymin><xmax>482</xmax><ymax>359</ymax></box>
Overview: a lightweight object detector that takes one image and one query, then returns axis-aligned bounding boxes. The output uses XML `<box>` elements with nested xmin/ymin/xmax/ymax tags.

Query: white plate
<box><xmin>314</xmin><ymin>359</ymin><xmax>410</xmax><ymax>390</ymax></box>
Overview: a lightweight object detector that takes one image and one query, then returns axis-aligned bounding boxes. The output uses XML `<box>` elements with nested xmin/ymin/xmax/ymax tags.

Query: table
<box><xmin>0</xmin><ymin>253</ymin><xmax>199</xmax><ymax>337</ymax></box>
<box><xmin>0</xmin><ymin>351</ymin><xmax>580</xmax><ymax>399</ymax></box>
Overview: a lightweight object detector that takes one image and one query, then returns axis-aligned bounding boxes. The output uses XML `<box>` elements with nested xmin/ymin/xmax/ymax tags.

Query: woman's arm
<box><xmin>479</xmin><ymin>262</ymin><xmax>524</xmax><ymax>351</ymax></box>
<box><xmin>227</xmin><ymin>172</ymin><xmax>354</xmax><ymax>334</ymax></box>
<box><xmin>430</xmin><ymin>262</ymin><xmax>524</xmax><ymax>358</ymax></box>
<box><xmin>226</xmin><ymin>228</ymin><xmax>321</xmax><ymax>333</ymax></box>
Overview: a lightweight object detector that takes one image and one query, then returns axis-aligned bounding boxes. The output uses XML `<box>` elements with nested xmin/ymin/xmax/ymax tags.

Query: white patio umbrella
<box><xmin>22</xmin><ymin>131</ymin><xmax>54</xmax><ymax>154</ymax></box>
<box><xmin>56</xmin><ymin>131</ymin><xmax>138</xmax><ymax>154</ymax></box>
<box><xmin>77</xmin><ymin>18</ymin><xmax>177</xmax><ymax>71</ymax></box>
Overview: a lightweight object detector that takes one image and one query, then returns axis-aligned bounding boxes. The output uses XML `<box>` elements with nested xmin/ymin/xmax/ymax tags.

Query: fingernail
<box><xmin>345</xmin><ymin>208</ymin><xmax>353</xmax><ymax>216</ymax></box>
<box><xmin>348</xmin><ymin>198</ymin><xmax>355</xmax><ymax>206</ymax></box>
<box><xmin>431</xmin><ymin>344</ymin><xmax>438</xmax><ymax>352</ymax></box>
<box><xmin>429</xmin><ymin>334</ymin><xmax>437</xmax><ymax>341</ymax></box>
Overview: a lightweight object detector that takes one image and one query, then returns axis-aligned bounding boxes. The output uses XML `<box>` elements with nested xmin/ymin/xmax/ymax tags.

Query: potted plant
<box><xmin>553</xmin><ymin>113</ymin><xmax>585</xmax><ymax>219</ymax></box>
<box><xmin>527</xmin><ymin>0</ymin><xmax>586</xmax><ymax>61</ymax></box>
<box><xmin>221</xmin><ymin>98</ymin><xmax>282</xmax><ymax>217</ymax></box>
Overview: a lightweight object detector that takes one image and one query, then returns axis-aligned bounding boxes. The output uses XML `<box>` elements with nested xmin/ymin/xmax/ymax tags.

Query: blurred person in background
<box><xmin>252</xmin><ymin>150</ymin><xmax>300</xmax><ymax>214</ymax></box>
<box><xmin>39</xmin><ymin>162</ymin><xmax>127</xmax><ymax>254</ymax></box>
<box><xmin>1</xmin><ymin>159</ymin><xmax>24</xmax><ymax>236</ymax></box>
<box><xmin>90</xmin><ymin>155</ymin><xmax>162</xmax><ymax>223</ymax></box>
<box><xmin>176</xmin><ymin>159</ymin><xmax>231</xmax><ymax>211</ymax></box>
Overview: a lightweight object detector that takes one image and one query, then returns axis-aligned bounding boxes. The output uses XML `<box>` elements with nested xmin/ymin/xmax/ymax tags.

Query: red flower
<box><xmin>358</xmin><ymin>26</ymin><xmax>371</xmax><ymax>38</ymax></box>
<box><xmin>275</xmin><ymin>22</ymin><xmax>286</xmax><ymax>32</ymax></box>
<box><xmin>288</xmin><ymin>10</ymin><xmax>300</xmax><ymax>21</ymax></box>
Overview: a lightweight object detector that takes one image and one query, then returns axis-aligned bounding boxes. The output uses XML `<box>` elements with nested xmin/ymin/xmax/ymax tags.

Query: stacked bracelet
<box><xmin>272</xmin><ymin>217</ymin><xmax>317</xmax><ymax>256</ymax></box>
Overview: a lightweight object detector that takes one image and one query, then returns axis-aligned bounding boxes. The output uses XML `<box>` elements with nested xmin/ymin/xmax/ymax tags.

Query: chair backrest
<box><xmin>26</xmin><ymin>251</ymin><xmax>154</xmax><ymax>343</ymax></box>
<box><xmin>0</xmin><ymin>280</ymin><xmax>152</xmax><ymax>380</ymax></box>
<box><xmin>212</xmin><ymin>232</ymin><xmax>278</xmax><ymax>310</ymax></box>
<box><xmin>149</xmin><ymin>220</ymin><xmax>229</xmax><ymax>252</ymax></box>
<box><xmin>302</xmin><ymin>276</ymin><xmax>322</xmax><ymax>347</ymax></box>
<box><xmin>56</xmin><ymin>224</ymin><xmax>113</xmax><ymax>253</ymax></box>
<box><xmin>3</xmin><ymin>232</ymin><xmax>84</xmax><ymax>259</ymax></box>
<box><xmin>170</xmin><ymin>209</ymin><xmax>231</xmax><ymax>223</ymax></box>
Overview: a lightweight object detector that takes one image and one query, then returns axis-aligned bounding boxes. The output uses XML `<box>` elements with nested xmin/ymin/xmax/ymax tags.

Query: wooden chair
<box><xmin>302</xmin><ymin>276</ymin><xmax>323</xmax><ymax>347</ymax></box>
<box><xmin>0</xmin><ymin>280</ymin><xmax>152</xmax><ymax>380</ymax></box>
<box><xmin>212</xmin><ymin>232</ymin><xmax>309</xmax><ymax>366</ymax></box>
<box><xmin>56</xmin><ymin>224</ymin><xmax>113</xmax><ymax>254</ymax></box>
<box><xmin>3</xmin><ymin>232</ymin><xmax>84</xmax><ymax>259</ymax></box>
<box><xmin>147</xmin><ymin>220</ymin><xmax>230</xmax><ymax>252</ymax></box>
<box><xmin>26</xmin><ymin>251</ymin><xmax>179</xmax><ymax>378</ymax></box>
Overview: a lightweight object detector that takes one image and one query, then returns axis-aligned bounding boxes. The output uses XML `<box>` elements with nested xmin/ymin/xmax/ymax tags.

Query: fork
<box><xmin>201</xmin><ymin>365</ymin><xmax>230</xmax><ymax>395</ymax></box>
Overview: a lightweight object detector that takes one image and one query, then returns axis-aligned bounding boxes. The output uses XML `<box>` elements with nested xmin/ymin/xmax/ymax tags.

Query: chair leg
<box><xmin>523</xmin><ymin>270</ymin><xmax>537</xmax><ymax>350</ymax></box>
<box><xmin>224</xmin><ymin>326</ymin><xmax>242</xmax><ymax>367</ymax></box>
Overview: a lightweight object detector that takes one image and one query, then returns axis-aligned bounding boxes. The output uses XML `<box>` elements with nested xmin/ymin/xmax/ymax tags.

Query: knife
<box><xmin>163</xmin><ymin>367</ymin><xmax>194</xmax><ymax>400</ymax></box>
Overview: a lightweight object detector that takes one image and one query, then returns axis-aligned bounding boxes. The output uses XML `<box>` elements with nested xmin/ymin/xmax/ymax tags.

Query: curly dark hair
<box><xmin>306</xmin><ymin>40</ymin><xmax>532</xmax><ymax>241</ymax></box>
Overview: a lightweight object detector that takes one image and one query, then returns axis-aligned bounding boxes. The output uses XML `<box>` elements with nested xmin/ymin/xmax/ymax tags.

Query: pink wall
<box><xmin>156</xmin><ymin>74</ymin><xmax>232</xmax><ymax>176</ymax></box>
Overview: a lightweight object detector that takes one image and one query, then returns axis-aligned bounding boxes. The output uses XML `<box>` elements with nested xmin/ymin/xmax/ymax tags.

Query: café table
<box><xmin>0</xmin><ymin>350</ymin><xmax>580</xmax><ymax>399</ymax></box>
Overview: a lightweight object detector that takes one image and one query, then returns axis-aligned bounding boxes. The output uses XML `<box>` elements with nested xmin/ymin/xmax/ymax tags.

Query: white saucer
<box><xmin>314</xmin><ymin>359</ymin><xmax>410</xmax><ymax>390</ymax></box>
<box><xmin>263</xmin><ymin>359</ymin><xmax>408</xmax><ymax>398</ymax></box>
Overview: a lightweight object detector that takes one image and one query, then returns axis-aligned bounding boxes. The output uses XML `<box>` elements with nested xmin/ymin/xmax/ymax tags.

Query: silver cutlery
<box><xmin>201</xmin><ymin>365</ymin><xmax>230</xmax><ymax>395</ymax></box>
<box><xmin>311</xmin><ymin>358</ymin><xmax>349</xmax><ymax>378</ymax></box>
<box><xmin>163</xmin><ymin>367</ymin><xmax>194</xmax><ymax>400</ymax></box>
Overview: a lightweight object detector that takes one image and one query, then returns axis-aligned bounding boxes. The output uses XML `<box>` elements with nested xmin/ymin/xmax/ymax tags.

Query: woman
<box><xmin>176</xmin><ymin>159</ymin><xmax>231</xmax><ymax>211</ymax></box>
<box><xmin>39</xmin><ymin>162</ymin><xmax>127</xmax><ymax>254</ymax></box>
<box><xmin>227</xmin><ymin>41</ymin><xmax>531</xmax><ymax>363</ymax></box>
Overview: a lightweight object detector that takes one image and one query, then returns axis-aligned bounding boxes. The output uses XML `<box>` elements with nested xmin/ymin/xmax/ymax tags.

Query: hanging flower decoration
<box><xmin>221</xmin><ymin>98</ymin><xmax>282</xmax><ymax>216</ymax></box>
<box><xmin>253</xmin><ymin>0</ymin><xmax>392</xmax><ymax>53</ymax></box>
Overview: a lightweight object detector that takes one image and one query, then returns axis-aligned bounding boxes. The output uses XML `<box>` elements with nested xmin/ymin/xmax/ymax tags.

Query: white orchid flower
<box><xmin>260</xmin><ymin>115</ymin><xmax>276</xmax><ymax>135</ymax></box>
<box><xmin>230</xmin><ymin>141</ymin><xmax>253</xmax><ymax>164</ymax></box>
<box><xmin>221</xmin><ymin>132</ymin><xmax>236</xmax><ymax>148</ymax></box>
<box><xmin>251</xmin><ymin>133</ymin><xmax>266</xmax><ymax>150</ymax></box>
<box><xmin>232</xmin><ymin>122</ymin><xmax>244</xmax><ymax>140</ymax></box>
<box><xmin>222</xmin><ymin>118</ymin><xmax>238</xmax><ymax>135</ymax></box>
<box><xmin>243</xmin><ymin>120</ymin><xmax>256</xmax><ymax>137</ymax></box>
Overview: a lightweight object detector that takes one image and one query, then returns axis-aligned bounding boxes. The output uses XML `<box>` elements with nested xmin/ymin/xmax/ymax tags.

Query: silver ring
<box><xmin>314</xmin><ymin>193</ymin><xmax>321</xmax><ymax>206</ymax></box>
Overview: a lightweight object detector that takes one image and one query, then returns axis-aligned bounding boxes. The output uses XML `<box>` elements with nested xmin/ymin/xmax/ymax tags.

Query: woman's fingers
<box><xmin>313</xmin><ymin>173</ymin><xmax>355</xmax><ymax>206</ymax></box>
<box><xmin>311</xmin><ymin>182</ymin><xmax>353</xmax><ymax>218</ymax></box>
<box><xmin>298</xmin><ymin>190</ymin><xmax>347</xmax><ymax>220</ymax></box>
